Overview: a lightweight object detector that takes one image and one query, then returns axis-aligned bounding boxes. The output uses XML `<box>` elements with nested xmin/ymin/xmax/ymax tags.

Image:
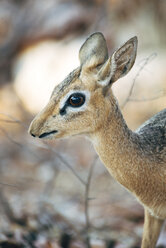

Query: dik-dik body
<box><xmin>29</xmin><ymin>32</ymin><xmax>166</xmax><ymax>248</ymax></box>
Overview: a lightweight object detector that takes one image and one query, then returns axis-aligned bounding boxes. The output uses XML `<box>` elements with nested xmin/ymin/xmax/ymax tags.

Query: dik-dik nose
<box><xmin>29</xmin><ymin>131</ymin><xmax>36</xmax><ymax>137</ymax></box>
<box><xmin>28</xmin><ymin>124</ymin><xmax>37</xmax><ymax>137</ymax></box>
<box><xmin>28</xmin><ymin>119</ymin><xmax>41</xmax><ymax>138</ymax></box>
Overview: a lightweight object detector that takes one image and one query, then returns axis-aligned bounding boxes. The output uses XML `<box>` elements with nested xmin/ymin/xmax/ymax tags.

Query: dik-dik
<box><xmin>29</xmin><ymin>32</ymin><xmax>166</xmax><ymax>248</ymax></box>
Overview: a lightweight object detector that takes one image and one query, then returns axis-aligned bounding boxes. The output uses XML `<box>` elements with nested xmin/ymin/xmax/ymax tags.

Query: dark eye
<box><xmin>68</xmin><ymin>93</ymin><xmax>85</xmax><ymax>107</ymax></box>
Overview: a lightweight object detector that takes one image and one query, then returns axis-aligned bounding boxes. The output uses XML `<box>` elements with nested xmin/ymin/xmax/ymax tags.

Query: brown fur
<box><xmin>29</xmin><ymin>32</ymin><xmax>166</xmax><ymax>248</ymax></box>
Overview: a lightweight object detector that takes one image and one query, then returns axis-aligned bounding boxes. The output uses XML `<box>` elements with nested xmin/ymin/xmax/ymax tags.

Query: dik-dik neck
<box><xmin>90</xmin><ymin>94</ymin><xmax>141</xmax><ymax>191</ymax></box>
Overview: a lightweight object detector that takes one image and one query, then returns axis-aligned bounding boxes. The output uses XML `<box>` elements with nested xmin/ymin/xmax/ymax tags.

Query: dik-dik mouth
<box><xmin>39</xmin><ymin>130</ymin><xmax>58</xmax><ymax>139</ymax></box>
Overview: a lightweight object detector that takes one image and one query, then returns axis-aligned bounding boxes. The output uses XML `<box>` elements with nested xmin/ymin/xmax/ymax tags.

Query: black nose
<box><xmin>30</xmin><ymin>132</ymin><xmax>36</xmax><ymax>137</ymax></box>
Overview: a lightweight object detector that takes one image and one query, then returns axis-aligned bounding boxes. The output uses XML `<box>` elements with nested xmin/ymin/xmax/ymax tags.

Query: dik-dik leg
<box><xmin>141</xmin><ymin>209</ymin><xmax>164</xmax><ymax>248</ymax></box>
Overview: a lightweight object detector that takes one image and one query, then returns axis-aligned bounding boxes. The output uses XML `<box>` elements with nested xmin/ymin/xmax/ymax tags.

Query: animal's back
<box><xmin>136</xmin><ymin>108</ymin><xmax>166</xmax><ymax>162</ymax></box>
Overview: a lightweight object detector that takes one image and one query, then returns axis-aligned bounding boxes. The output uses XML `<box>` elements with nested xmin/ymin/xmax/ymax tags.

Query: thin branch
<box><xmin>43</xmin><ymin>141</ymin><xmax>86</xmax><ymax>186</ymax></box>
<box><xmin>0</xmin><ymin>123</ymin><xmax>86</xmax><ymax>186</ymax></box>
<box><xmin>0</xmin><ymin>127</ymin><xmax>41</xmax><ymax>160</ymax></box>
<box><xmin>0</xmin><ymin>127</ymin><xmax>22</xmax><ymax>147</ymax></box>
<box><xmin>84</xmin><ymin>155</ymin><xmax>98</xmax><ymax>247</ymax></box>
<box><xmin>0</xmin><ymin>119</ymin><xmax>22</xmax><ymax>124</ymax></box>
<box><xmin>121</xmin><ymin>53</ymin><xmax>157</xmax><ymax>109</ymax></box>
<box><xmin>0</xmin><ymin>182</ymin><xmax>20</xmax><ymax>189</ymax></box>
<box><xmin>0</xmin><ymin>112</ymin><xmax>28</xmax><ymax>128</ymax></box>
<box><xmin>0</xmin><ymin>190</ymin><xmax>27</xmax><ymax>226</ymax></box>
<box><xmin>55</xmin><ymin>151</ymin><xmax>86</xmax><ymax>186</ymax></box>
<box><xmin>129</xmin><ymin>90</ymin><xmax>166</xmax><ymax>102</ymax></box>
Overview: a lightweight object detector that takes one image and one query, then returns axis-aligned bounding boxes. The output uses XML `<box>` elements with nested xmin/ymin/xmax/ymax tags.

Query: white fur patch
<box><xmin>110</xmin><ymin>53</ymin><xmax>117</xmax><ymax>77</ymax></box>
<box><xmin>98</xmin><ymin>53</ymin><xmax>117</xmax><ymax>86</ymax></box>
<box><xmin>59</xmin><ymin>90</ymin><xmax>90</xmax><ymax>114</ymax></box>
<box><xmin>99</xmin><ymin>77</ymin><xmax>111</xmax><ymax>87</ymax></box>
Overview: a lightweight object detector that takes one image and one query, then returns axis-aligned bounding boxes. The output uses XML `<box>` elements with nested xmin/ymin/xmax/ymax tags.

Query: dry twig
<box><xmin>84</xmin><ymin>155</ymin><xmax>98</xmax><ymax>247</ymax></box>
<box><xmin>42</xmin><ymin>141</ymin><xmax>86</xmax><ymax>186</ymax></box>
<box><xmin>121</xmin><ymin>53</ymin><xmax>157</xmax><ymax>109</ymax></box>
<box><xmin>0</xmin><ymin>112</ymin><xmax>28</xmax><ymax>128</ymax></box>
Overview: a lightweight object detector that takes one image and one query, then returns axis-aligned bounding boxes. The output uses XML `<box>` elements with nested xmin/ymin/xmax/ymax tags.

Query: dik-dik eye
<box><xmin>68</xmin><ymin>93</ymin><xmax>85</xmax><ymax>107</ymax></box>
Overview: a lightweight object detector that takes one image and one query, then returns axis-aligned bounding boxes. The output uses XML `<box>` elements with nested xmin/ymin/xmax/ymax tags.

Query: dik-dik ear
<box><xmin>79</xmin><ymin>32</ymin><xmax>108</xmax><ymax>73</ymax></box>
<box><xmin>97</xmin><ymin>36</ymin><xmax>138</xmax><ymax>86</ymax></box>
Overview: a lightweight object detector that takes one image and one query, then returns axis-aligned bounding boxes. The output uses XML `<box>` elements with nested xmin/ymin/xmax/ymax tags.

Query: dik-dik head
<box><xmin>29</xmin><ymin>32</ymin><xmax>137</xmax><ymax>139</ymax></box>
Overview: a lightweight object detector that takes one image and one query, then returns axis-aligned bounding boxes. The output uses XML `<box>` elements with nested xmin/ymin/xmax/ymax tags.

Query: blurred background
<box><xmin>0</xmin><ymin>0</ymin><xmax>166</xmax><ymax>247</ymax></box>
